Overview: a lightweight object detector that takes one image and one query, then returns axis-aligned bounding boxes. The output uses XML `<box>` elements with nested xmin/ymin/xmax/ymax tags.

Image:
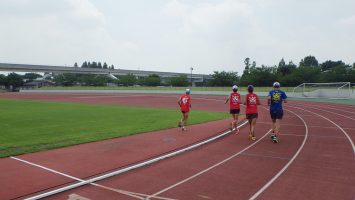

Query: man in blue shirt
<box><xmin>268</xmin><ymin>82</ymin><xmax>287</xmax><ymax>143</ymax></box>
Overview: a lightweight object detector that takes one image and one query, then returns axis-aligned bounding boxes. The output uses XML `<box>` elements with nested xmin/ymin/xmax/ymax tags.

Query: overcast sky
<box><xmin>0</xmin><ymin>0</ymin><xmax>354</xmax><ymax>75</ymax></box>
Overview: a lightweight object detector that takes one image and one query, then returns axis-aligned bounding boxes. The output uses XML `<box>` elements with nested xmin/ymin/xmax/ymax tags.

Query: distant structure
<box><xmin>0</xmin><ymin>63</ymin><xmax>211</xmax><ymax>86</ymax></box>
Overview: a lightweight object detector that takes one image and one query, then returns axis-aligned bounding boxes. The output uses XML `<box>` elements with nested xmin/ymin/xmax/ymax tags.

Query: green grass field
<box><xmin>38</xmin><ymin>86</ymin><xmax>294</xmax><ymax>92</ymax></box>
<box><xmin>0</xmin><ymin>99</ymin><xmax>229</xmax><ymax>157</ymax></box>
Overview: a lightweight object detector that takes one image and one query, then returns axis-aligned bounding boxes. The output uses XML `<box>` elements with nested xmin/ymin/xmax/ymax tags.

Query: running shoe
<box><xmin>271</xmin><ymin>134</ymin><xmax>279</xmax><ymax>143</ymax></box>
<box><xmin>178</xmin><ymin>121</ymin><xmax>182</xmax><ymax>128</ymax></box>
<box><xmin>271</xmin><ymin>134</ymin><xmax>276</xmax><ymax>141</ymax></box>
<box><xmin>248</xmin><ymin>134</ymin><xmax>253</xmax><ymax>140</ymax></box>
<box><xmin>235</xmin><ymin>128</ymin><xmax>240</xmax><ymax>134</ymax></box>
<box><xmin>251</xmin><ymin>136</ymin><xmax>256</xmax><ymax>141</ymax></box>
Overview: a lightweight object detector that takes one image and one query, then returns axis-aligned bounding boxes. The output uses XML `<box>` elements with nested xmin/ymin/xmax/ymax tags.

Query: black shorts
<box><xmin>246</xmin><ymin>113</ymin><xmax>258</xmax><ymax>120</ymax></box>
<box><xmin>230</xmin><ymin>109</ymin><xmax>240</xmax><ymax>114</ymax></box>
<box><xmin>270</xmin><ymin>109</ymin><xmax>283</xmax><ymax>120</ymax></box>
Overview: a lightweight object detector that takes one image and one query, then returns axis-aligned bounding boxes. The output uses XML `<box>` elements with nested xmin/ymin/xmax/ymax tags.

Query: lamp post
<box><xmin>190</xmin><ymin>67</ymin><xmax>193</xmax><ymax>87</ymax></box>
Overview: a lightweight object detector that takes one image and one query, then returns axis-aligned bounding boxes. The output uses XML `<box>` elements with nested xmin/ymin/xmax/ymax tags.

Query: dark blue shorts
<box><xmin>270</xmin><ymin>109</ymin><xmax>283</xmax><ymax>120</ymax></box>
<box><xmin>230</xmin><ymin>109</ymin><xmax>240</xmax><ymax>114</ymax></box>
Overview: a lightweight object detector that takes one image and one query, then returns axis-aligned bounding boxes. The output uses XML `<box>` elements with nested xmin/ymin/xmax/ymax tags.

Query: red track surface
<box><xmin>0</xmin><ymin>93</ymin><xmax>354</xmax><ymax>200</ymax></box>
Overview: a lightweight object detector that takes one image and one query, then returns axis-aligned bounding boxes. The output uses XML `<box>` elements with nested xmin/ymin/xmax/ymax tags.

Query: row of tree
<box><xmin>75</xmin><ymin>61</ymin><xmax>115</xmax><ymax>69</ymax></box>
<box><xmin>1</xmin><ymin>55</ymin><xmax>354</xmax><ymax>89</ymax></box>
<box><xmin>210</xmin><ymin>56</ymin><xmax>355</xmax><ymax>87</ymax></box>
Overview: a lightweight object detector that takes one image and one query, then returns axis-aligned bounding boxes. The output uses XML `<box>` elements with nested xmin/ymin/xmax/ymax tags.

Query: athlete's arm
<box><xmin>267</xmin><ymin>91</ymin><xmax>271</xmax><ymax>106</ymax></box>
<box><xmin>282</xmin><ymin>91</ymin><xmax>287</xmax><ymax>103</ymax></box>
<box><xmin>225</xmin><ymin>94</ymin><xmax>230</xmax><ymax>104</ymax></box>
<box><xmin>178</xmin><ymin>97</ymin><xmax>182</xmax><ymax>106</ymax></box>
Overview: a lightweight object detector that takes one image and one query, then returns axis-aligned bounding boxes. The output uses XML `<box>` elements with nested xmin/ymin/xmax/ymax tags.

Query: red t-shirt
<box><xmin>245</xmin><ymin>93</ymin><xmax>259</xmax><ymax>114</ymax></box>
<box><xmin>179</xmin><ymin>94</ymin><xmax>191</xmax><ymax>112</ymax></box>
<box><xmin>229</xmin><ymin>92</ymin><xmax>241</xmax><ymax>110</ymax></box>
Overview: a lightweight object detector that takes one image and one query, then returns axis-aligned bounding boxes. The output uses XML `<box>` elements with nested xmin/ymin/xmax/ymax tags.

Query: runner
<box><xmin>225</xmin><ymin>85</ymin><xmax>241</xmax><ymax>133</ymax></box>
<box><xmin>244</xmin><ymin>85</ymin><xmax>260</xmax><ymax>141</ymax></box>
<box><xmin>268</xmin><ymin>82</ymin><xmax>287</xmax><ymax>143</ymax></box>
<box><xmin>178</xmin><ymin>89</ymin><xmax>191</xmax><ymax>131</ymax></box>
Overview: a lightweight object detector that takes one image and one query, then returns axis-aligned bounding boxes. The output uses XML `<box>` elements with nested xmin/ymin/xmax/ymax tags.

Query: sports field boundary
<box><xmin>19</xmin><ymin>120</ymin><xmax>248</xmax><ymax>200</ymax></box>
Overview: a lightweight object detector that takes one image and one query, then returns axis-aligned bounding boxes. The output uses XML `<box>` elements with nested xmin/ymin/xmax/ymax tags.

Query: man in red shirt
<box><xmin>244</xmin><ymin>85</ymin><xmax>260</xmax><ymax>141</ymax></box>
<box><xmin>178</xmin><ymin>89</ymin><xmax>191</xmax><ymax>131</ymax></box>
<box><xmin>225</xmin><ymin>85</ymin><xmax>241</xmax><ymax>132</ymax></box>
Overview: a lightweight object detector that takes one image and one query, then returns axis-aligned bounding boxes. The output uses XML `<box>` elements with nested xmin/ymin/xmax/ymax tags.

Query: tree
<box><xmin>111</xmin><ymin>65</ymin><xmax>115</xmax><ymax>70</ymax></box>
<box><xmin>277</xmin><ymin>59</ymin><xmax>296</xmax><ymax>76</ymax></box>
<box><xmin>98</xmin><ymin>62</ymin><xmax>102</xmax><ymax>69</ymax></box>
<box><xmin>118</xmin><ymin>74</ymin><xmax>136</xmax><ymax>86</ymax></box>
<box><xmin>143</xmin><ymin>74</ymin><xmax>161</xmax><ymax>86</ymax></box>
<box><xmin>5</xmin><ymin>73</ymin><xmax>24</xmax><ymax>89</ymax></box>
<box><xmin>0</xmin><ymin>74</ymin><xmax>6</xmax><ymax>86</ymax></box>
<box><xmin>23</xmin><ymin>73</ymin><xmax>42</xmax><ymax>82</ymax></box>
<box><xmin>209</xmin><ymin>71</ymin><xmax>239</xmax><ymax>86</ymax></box>
<box><xmin>300</xmin><ymin>55</ymin><xmax>318</xmax><ymax>67</ymax></box>
<box><xmin>103</xmin><ymin>62</ymin><xmax>108</xmax><ymax>69</ymax></box>
<box><xmin>91</xmin><ymin>62</ymin><xmax>98</xmax><ymax>68</ymax></box>
<box><xmin>81</xmin><ymin>61</ymin><xmax>88</xmax><ymax>68</ymax></box>
<box><xmin>244</xmin><ymin>58</ymin><xmax>251</xmax><ymax>74</ymax></box>
<box><xmin>169</xmin><ymin>75</ymin><xmax>189</xmax><ymax>87</ymax></box>
<box><xmin>320</xmin><ymin>60</ymin><xmax>344</xmax><ymax>72</ymax></box>
<box><xmin>74</xmin><ymin>62</ymin><xmax>78</xmax><ymax>68</ymax></box>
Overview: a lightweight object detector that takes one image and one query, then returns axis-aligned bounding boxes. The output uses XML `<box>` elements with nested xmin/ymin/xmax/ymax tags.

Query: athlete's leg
<box><xmin>250</xmin><ymin>118</ymin><xmax>257</xmax><ymax>140</ymax></box>
<box><xmin>275</xmin><ymin>119</ymin><xmax>281</xmax><ymax>135</ymax></box>
<box><xmin>183</xmin><ymin>112</ymin><xmax>189</xmax><ymax>129</ymax></box>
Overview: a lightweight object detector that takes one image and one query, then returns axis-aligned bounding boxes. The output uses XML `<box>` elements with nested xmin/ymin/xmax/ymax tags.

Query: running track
<box><xmin>0</xmin><ymin>93</ymin><xmax>354</xmax><ymax>200</ymax></box>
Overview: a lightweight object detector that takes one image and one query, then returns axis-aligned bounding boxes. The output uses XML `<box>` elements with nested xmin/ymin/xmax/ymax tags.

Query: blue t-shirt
<box><xmin>269</xmin><ymin>90</ymin><xmax>287</xmax><ymax>111</ymax></box>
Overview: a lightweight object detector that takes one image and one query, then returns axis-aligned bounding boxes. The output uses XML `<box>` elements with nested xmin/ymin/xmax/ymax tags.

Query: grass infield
<box><xmin>0</xmin><ymin>99</ymin><xmax>229</xmax><ymax>157</ymax></box>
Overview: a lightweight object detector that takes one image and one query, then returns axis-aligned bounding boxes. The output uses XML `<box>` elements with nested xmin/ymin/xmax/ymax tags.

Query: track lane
<box><xmin>254</xmin><ymin>104</ymin><xmax>355</xmax><ymax>200</ymax></box>
<box><xmin>43</xmin><ymin>106</ymin><xmax>306</xmax><ymax>200</ymax></box>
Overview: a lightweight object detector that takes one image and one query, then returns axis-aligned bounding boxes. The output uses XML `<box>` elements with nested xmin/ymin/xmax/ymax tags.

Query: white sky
<box><xmin>0</xmin><ymin>0</ymin><xmax>354</xmax><ymax>75</ymax></box>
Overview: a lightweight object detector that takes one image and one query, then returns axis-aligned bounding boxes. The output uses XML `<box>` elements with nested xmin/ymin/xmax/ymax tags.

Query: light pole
<box><xmin>190</xmin><ymin>67</ymin><xmax>193</xmax><ymax>87</ymax></box>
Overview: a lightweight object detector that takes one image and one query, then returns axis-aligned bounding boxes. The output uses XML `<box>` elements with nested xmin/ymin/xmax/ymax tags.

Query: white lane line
<box><xmin>146</xmin><ymin>129</ymin><xmax>273</xmax><ymax>199</ymax></box>
<box><xmin>258</xmin><ymin>122</ymin><xmax>355</xmax><ymax>131</ymax></box>
<box><xmin>249</xmin><ymin>108</ymin><xmax>309</xmax><ymax>200</ymax></box>
<box><xmin>301</xmin><ymin>104</ymin><xmax>355</xmax><ymax>115</ymax></box>
<box><xmin>11</xmin><ymin>157</ymin><xmax>145</xmax><ymax>200</ymax></box>
<box><xmin>291</xmin><ymin>105</ymin><xmax>355</xmax><ymax>121</ymax></box>
<box><xmin>91</xmin><ymin>183</ymin><xmax>177</xmax><ymax>200</ymax></box>
<box><xmin>288</xmin><ymin>105</ymin><xmax>355</xmax><ymax>156</ymax></box>
<box><xmin>296</xmin><ymin>104</ymin><xmax>355</xmax><ymax>119</ymax></box>
<box><xmin>20</xmin><ymin>120</ymin><xmax>249</xmax><ymax>200</ymax></box>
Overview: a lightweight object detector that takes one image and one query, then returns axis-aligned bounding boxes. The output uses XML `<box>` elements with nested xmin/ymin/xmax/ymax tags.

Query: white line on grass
<box><xmin>249</xmin><ymin>108</ymin><xmax>308</xmax><ymax>200</ymax></box>
<box><xmin>18</xmin><ymin>120</ymin><xmax>248</xmax><ymax>200</ymax></box>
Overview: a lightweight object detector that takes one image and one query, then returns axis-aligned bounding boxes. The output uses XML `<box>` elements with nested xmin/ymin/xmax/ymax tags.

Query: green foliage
<box><xmin>118</xmin><ymin>73</ymin><xmax>137</xmax><ymax>86</ymax></box>
<box><xmin>23</xmin><ymin>73</ymin><xmax>42</xmax><ymax>82</ymax></box>
<box><xmin>169</xmin><ymin>75</ymin><xmax>189</xmax><ymax>87</ymax></box>
<box><xmin>143</xmin><ymin>74</ymin><xmax>161</xmax><ymax>86</ymax></box>
<box><xmin>209</xmin><ymin>71</ymin><xmax>239</xmax><ymax>86</ymax></box>
<box><xmin>240</xmin><ymin>66</ymin><xmax>276</xmax><ymax>86</ymax></box>
<box><xmin>300</xmin><ymin>55</ymin><xmax>319</xmax><ymax>67</ymax></box>
<box><xmin>0</xmin><ymin>74</ymin><xmax>6</xmax><ymax>85</ymax></box>
<box><xmin>5</xmin><ymin>73</ymin><xmax>24</xmax><ymax>88</ymax></box>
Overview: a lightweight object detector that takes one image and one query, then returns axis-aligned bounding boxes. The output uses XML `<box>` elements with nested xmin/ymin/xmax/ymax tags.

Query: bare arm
<box><xmin>225</xmin><ymin>95</ymin><xmax>230</xmax><ymax>104</ymax></box>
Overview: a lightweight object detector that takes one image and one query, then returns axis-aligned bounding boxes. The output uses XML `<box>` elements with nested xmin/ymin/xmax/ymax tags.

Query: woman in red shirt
<box><xmin>178</xmin><ymin>89</ymin><xmax>191</xmax><ymax>131</ymax></box>
<box><xmin>244</xmin><ymin>85</ymin><xmax>260</xmax><ymax>141</ymax></box>
<box><xmin>225</xmin><ymin>85</ymin><xmax>241</xmax><ymax>132</ymax></box>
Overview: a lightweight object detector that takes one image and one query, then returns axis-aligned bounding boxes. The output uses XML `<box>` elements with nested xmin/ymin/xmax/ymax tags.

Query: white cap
<box><xmin>273</xmin><ymin>82</ymin><xmax>280</xmax><ymax>87</ymax></box>
<box><xmin>232</xmin><ymin>85</ymin><xmax>238</xmax><ymax>89</ymax></box>
<box><xmin>186</xmin><ymin>88</ymin><xmax>190</xmax><ymax>94</ymax></box>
